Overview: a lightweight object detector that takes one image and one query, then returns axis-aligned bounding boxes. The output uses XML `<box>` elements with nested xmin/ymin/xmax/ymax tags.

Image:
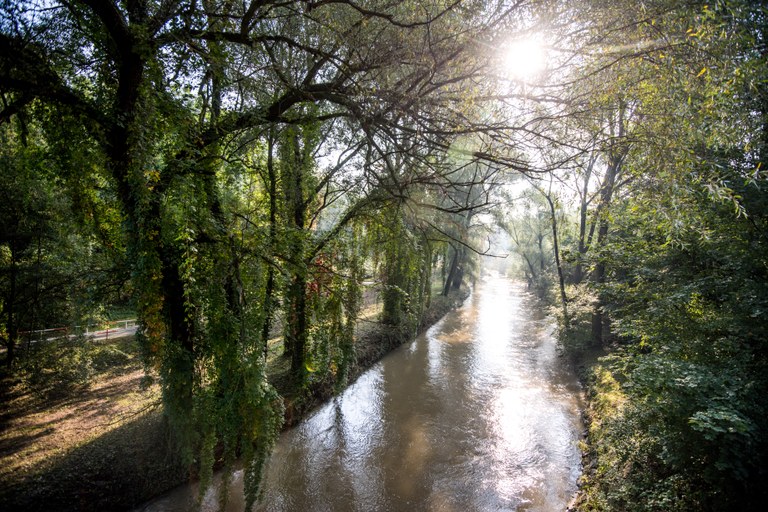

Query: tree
<box><xmin>0</xmin><ymin>113</ymin><xmax>124</xmax><ymax>366</ymax></box>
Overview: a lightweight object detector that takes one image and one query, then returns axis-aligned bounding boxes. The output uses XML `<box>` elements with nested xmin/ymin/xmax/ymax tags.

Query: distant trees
<box><xmin>505</xmin><ymin>187</ymin><xmax>554</xmax><ymax>292</ymax></box>
<box><xmin>0</xmin><ymin>115</ymin><xmax>127</xmax><ymax>367</ymax></box>
<box><xmin>0</xmin><ymin>127</ymin><xmax>63</xmax><ymax>366</ymax></box>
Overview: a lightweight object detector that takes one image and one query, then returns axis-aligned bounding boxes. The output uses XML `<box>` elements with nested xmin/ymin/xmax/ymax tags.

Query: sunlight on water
<box><xmin>137</xmin><ymin>275</ymin><xmax>583</xmax><ymax>512</ymax></box>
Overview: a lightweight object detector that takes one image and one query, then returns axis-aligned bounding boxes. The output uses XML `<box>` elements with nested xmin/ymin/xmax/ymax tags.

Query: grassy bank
<box><xmin>0</xmin><ymin>288</ymin><xmax>469</xmax><ymax>511</ymax></box>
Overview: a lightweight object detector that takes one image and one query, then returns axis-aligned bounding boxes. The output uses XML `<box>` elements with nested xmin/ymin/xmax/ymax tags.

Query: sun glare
<box><xmin>502</xmin><ymin>37</ymin><xmax>547</xmax><ymax>81</ymax></box>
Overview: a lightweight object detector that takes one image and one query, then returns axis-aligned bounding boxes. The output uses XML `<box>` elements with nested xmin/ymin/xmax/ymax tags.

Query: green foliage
<box><xmin>89</xmin><ymin>344</ymin><xmax>132</xmax><ymax>372</ymax></box>
<box><xmin>21</xmin><ymin>338</ymin><xmax>94</xmax><ymax>398</ymax></box>
<box><xmin>305</xmin><ymin>234</ymin><xmax>362</xmax><ymax>390</ymax></box>
<box><xmin>155</xmin><ymin>192</ymin><xmax>287</xmax><ymax>505</ymax></box>
<box><xmin>575</xmin><ymin>163</ymin><xmax>768</xmax><ymax>502</ymax></box>
<box><xmin>554</xmin><ymin>2</ymin><xmax>768</xmax><ymax>510</ymax></box>
<box><xmin>373</xmin><ymin>210</ymin><xmax>432</xmax><ymax>330</ymax></box>
<box><xmin>582</xmin><ymin>344</ymin><xmax>765</xmax><ymax>510</ymax></box>
<box><xmin>0</xmin><ymin>111</ymin><xmax>126</xmax><ymax>367</ymax></box>
<box><xmin>555</xmin><ymin>283</ymin><xmax>597</xmax><ymax>354</ymax></box>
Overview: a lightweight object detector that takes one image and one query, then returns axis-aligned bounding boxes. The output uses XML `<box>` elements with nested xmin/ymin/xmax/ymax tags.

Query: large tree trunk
<box><xmin>382</xmin><ymin>242</ymin><xmax>405</xmax><ymax>326</ymax></box>
<box><xmin>281</xmin><ymin>128</ymin><xmax>309</xmax><ymax>382</ymax></box>
<box><xmin>261</xmin><ymin>132</ymin><xmax>278</xmax><ymax>360</ymax></box>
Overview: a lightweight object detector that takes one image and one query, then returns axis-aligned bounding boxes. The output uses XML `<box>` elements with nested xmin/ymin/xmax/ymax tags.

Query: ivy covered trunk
<box><xmin>279</xmin><ymin>122</ymin><xmax>317</xmax><ymax>383</ymax></box>
<box><xmin>285</xmin><ymin>271</ymin><xmax>309</xmax><ymax>382</ymax></box>
<box><xmin>381</xmin><ymin>214</ymin><xmax>420</xmax><ymax>328</ymax></box>
<box><xmin>261</xmin><ymin>132</ymin><xmax>279</xmax><ymax>360</ymax></box>
<box><xmin>382</xmin><ymin>243</ymin><xmax>407</xmax><ymax>326</ymax></box>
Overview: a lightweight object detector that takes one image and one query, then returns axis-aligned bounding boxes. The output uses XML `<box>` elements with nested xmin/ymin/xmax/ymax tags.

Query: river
<box><xmin>139</xmin><ymin>274</ymin><xmax>583</xmax><ymax>511</ymax></box>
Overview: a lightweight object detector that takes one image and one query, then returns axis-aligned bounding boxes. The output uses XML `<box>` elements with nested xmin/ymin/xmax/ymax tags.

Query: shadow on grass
<box><xmin>0</xmin><ymin>374</ymin><xmax>72</xmax><ymax>430</ymax></box>
<box><xmin>0</xmin><ymin>411</ymin><xmax>186</xmax><ymax>512</ymax></box>
<box><xmin>0</xmin><ymin>427</ymin><xmax>55</xmax><ymax>459</ymax></box>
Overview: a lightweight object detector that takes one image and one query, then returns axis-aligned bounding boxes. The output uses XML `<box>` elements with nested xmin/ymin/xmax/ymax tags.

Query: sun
<box><xmin>502</xmin><ymin>37</ymin><xmax>547</xmax><ymax>81</ymax></box>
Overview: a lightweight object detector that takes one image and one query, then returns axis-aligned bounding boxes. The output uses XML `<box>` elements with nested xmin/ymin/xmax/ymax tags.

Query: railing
<box><xmin>19</xmin><ymin>319</ymin><xmax>138</xmax><ymax>344</ymax></box>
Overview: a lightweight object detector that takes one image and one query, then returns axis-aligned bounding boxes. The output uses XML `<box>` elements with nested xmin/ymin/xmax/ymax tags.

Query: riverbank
<box><xmin>0</xmin><ymin>288</ymin><xmax>469</xmax><ymax>512</ymax></box>
<box><xmin>564</xmin><ymin>334</ymin><xmax>768</xmax><ymax>511</ymax></box>
<box><xmin>562</xmin><ymin>345</ymin><xmax>606</xmax><ymax>512</ymax></box>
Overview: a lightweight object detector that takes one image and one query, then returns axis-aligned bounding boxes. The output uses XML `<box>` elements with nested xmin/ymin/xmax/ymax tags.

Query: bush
<box><xmin>90</xmin><ymin>345</ymin><xmax>131</xmax><ymax>372</ymax></box>
<box><xmin>22</xmin><ymin>337</ymin><xmax>94</xmax><ymax>398</ymax></box>
<box><xmin>554</xmin><ymin>283</ymin><xmax>598</xmax><ymax>356</ymax></box>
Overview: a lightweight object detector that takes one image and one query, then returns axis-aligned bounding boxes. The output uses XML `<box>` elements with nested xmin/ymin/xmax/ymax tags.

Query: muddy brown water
<box><xmin>138</xmin><ymin>275</ymin><xmax>583</xmax><ymax>511</ymax></box>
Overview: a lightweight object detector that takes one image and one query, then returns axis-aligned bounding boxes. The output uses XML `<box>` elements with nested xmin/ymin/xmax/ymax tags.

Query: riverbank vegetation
<box><xmin>502</xmin><ymin>2</ymin><xmax>768</xmax><ymax>510</ymax></box>
<box><xmin>1</xmin><ymin>0</ymin><xmax>766</xmax><ymax>510</ymax></box>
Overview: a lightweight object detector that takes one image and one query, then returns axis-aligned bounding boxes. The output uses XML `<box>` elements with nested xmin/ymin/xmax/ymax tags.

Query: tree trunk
<box><xmin>589</xmin><ymin>150</ymin><xmax>621</xmax><ymax>347</ymax></box>
<box><xmin>261</xmin><ymin>132</ymin><xmax>278</xmax><ymax>360</ymax></box>
<box><xmin>281</xmin><ymin>128</ymin><xmax>309</xmax><ymax>382</ymax></box>
<box><xmin>422</xmin><ymin>243</ymin><xmax>433</xmax><ymax>311</ymax></box>
<box><xmin>5</xmin><ymin>245</ymin><xmax>18</xmax><ymax>366</ymax></box>
<box><xmin>442</xmin><ymin>246</ymin><xmax>460</xmax><ymax>296</ymax></box>
<box><xmin>575</xmin><ymin>195</ymin><xmax>589</xmax><ymax>284</ymax></box>
<box><xmin>574</xmin><ymin>153</ymin><xmax>597</xmax><ymax>284</ymax></box>
<box><xmin>382</xmin><ymin>242</ymin><xmax>405</xmax><ymax>325</ymax></box>
<box><xmin>544</xmin><ymin>192</ymin><xmax>569</xmax><ymax>323</ymax></box>
<box><xmin>522</xmin><ymin>254</ymin><xmax>537</xmax><ymax>289</ymax></box>
<box><xmin>452</xmin><ymin>257</ymin><xmax>464</xmax><ymax>291</ymax></box>
<box><xmin>286</xmin><ymin>272</ymin><xmax>308</xmax><ymax>382</ymax></box>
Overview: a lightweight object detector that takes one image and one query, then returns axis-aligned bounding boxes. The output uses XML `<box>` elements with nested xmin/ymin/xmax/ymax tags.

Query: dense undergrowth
<box><xmin>556</xmin><ymin>192</ymin><xmax>768</xmax><ymax>511</ymax></box>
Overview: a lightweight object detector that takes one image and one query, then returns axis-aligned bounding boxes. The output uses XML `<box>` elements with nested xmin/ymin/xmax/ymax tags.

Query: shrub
<box><xmin>22</xmin><ymin>337</ymin><xmax>94</xmax><ymax>398</ymax></box>
<box><xmin>90</xmin><ymin>345</ymin><xmax>132</xmax><ymax>372</ymax></box>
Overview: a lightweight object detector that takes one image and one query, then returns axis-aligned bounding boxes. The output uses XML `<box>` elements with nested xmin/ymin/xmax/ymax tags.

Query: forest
<box><xmin>0</xmin><ymin>0</ymin><xmax>766</xmax><ymax>511</ymax></box>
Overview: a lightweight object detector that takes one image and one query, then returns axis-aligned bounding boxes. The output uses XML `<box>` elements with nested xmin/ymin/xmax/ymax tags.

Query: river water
<box><xmin>139</xmin><ymin>274</ymin><xmax>583</xmax><ymax>512</ymax></box>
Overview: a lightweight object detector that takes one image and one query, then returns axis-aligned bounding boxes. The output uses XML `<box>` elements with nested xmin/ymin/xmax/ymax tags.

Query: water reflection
<box><xmin>138</xmin><ymin>275</ymin><xmax>583</xmax><ymax>512</ymax></box>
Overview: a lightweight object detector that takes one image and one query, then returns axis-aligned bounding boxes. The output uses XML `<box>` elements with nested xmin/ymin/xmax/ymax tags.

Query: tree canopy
<box><xmin>1</xmin><ymin>0</ymin><xmax>537</xmax><ymax>504</ymax></box>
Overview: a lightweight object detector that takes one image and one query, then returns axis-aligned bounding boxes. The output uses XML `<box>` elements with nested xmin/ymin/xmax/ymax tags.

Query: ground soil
<box><xmin>0</xmin><ymin>289</ymin><xmax>468</xmax><ymax>512</ymax></box>
<box><xmin>0</xmin><ymin>368</ymin><xmax>160</xmax><ymax>482</ymax></box>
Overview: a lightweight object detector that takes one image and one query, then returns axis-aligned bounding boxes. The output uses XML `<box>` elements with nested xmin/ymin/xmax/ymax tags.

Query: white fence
<box><xmin>19</xmin><ymin>319</ymin><xmax>138</xmax><ymax>344</ymax></box>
